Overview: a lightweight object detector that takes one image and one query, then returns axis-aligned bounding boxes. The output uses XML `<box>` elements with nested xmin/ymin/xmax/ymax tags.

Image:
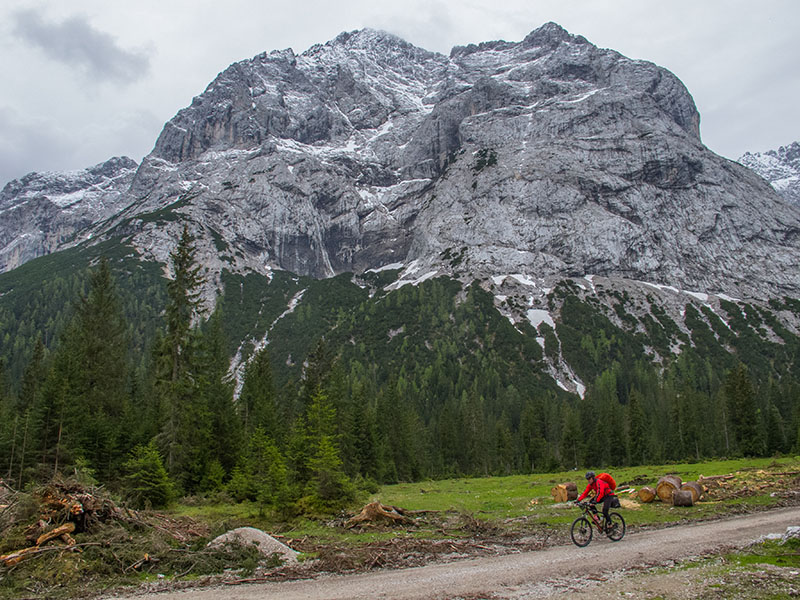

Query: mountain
<box><xmin>1</xmin><ymin>23</ymin><xmax>799</xmax><ymax>397</ymax></box>
<box><xmin>2</xmin><ymin>24</ymin><xmax>799</xmax><ymax>301</ymax></box>
<box><xmin>1</xmin><ymin>23</ymin><xmax>799</xmax><ymax>489</ymax></box>
<box><xmin>738</xmin><ymin>141</ymin><xmax>800</xmax><ymax>206</ymax></box>
<box><xmin>0</xmin><ymin>156</ymin><xmax>138</xmax><ymax>272</ymax></box>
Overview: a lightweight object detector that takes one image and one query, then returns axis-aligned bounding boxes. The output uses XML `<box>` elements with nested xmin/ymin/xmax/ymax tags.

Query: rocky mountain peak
<box><xmin>738</xmin><ymin>141</ymin><xmax>800</xmax><ymax>206</ymax></box>
<box><xmin>328</xmin><ymin>28</ymin><xmax>413</xmax><ymax>51</ymax></box>
<box><xmin>0</xmin><ymin>156</ymin><xmax>138</xmax><ymax>208</ymax></box>
<box><xmin>0</xmin><ymin>156</ymin><xmax>138</xmax><ymax>272</ymax></box>
<box><xmin>522</xmin><ymin>21</ymin><xmax>582</xmax><ymax>48</ymax></box>
<box><xmin>1</xmin><ymin>24</ymin><xmax>798</xmax><ymax>305</ymax></box>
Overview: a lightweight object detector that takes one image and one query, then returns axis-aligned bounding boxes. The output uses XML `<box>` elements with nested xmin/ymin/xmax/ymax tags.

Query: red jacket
<box><xmin>578</xmin><ymin>477</ymin><xmax>614</xmax><ymax>502</ymax></box>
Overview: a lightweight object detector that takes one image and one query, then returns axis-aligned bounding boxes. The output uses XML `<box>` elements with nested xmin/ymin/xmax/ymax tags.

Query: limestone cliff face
<box><xmin>2</xmin><ymin>23</ymin><xmax>799</xmax><ymax>302</ymax></box>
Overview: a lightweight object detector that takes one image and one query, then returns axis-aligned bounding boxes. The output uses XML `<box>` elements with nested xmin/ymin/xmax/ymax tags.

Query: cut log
<box><xmin>656</xmin><ymin>476</ymin><xmax>683</xmax><ymax>504</ymax></box>
<box><xmin>550</xmin><ymin>482</ymin><xmax>578</xmax><ymax>503</ymax></box>
<box><xmin>681</xmin><ymin>481</ymin><xmax>704</xmax><ymax>503</ymax></box>
<box><xmin>346</xmin><ymin>501</ymin><xmax>412</xmax><ymax>528</ymax></box>
<box><xmin>638</xmin><ymin>486</ymin><xmax>656</xmax><ymax>503</ymax></box>
<box><xmin>672</xmin><ymin>489</ymin><xmax>694</xmax><ymax>507</ymax></box>
<box><xmin>36</xmin><ymin>522</ymin><xmax>76</xmax><ymax>546</ymax></box>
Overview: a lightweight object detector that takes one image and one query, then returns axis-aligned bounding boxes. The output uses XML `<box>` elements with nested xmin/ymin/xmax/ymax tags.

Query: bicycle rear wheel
<box><xmin>570</xmin><ymin>516</ymin><xmax>593</xmax><ymax>547</ymax></box>
<box><xmin>605</xmin><ymin>512</ymin><xmax>626</xmax><ymax>541</ymax></box>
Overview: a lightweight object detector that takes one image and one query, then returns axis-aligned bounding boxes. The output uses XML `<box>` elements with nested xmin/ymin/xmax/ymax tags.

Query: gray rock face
<box><xmin>0</xmin><ymin>157</ymin><xmax>138</xmax><ymax>272</ymax></box>
<box><xmin>738</xmin><ymin>142</ymin><xmax>800</xmax><ymax>206</ymax></box>
<box><xmin>3</xmin><ymin>23</ymin><xmax>800</xmax><ymax>304</ymax></box>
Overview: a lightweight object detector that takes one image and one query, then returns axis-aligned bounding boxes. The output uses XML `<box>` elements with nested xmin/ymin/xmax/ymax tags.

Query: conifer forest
<box><xmin>0</xmin><ymin>228</ymin><xmax>798</xmax><ymax>513</ymax></box>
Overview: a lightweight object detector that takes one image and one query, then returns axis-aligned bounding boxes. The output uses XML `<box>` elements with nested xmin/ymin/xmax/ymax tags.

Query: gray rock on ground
<box><xmin>208</xmin><ymin>526</ymin><xmax>299</xmax><ymax>564</ymax></box>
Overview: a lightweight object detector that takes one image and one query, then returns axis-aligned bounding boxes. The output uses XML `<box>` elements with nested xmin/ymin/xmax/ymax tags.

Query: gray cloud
<box><xmin>0</xmin><ymin>107</ymin><xmax>73</xmax><ymax>186</ymax></box>
<box><xmin>12</xmin><ymin>9</ymin><xmax>150</xmax><ymax>84</ymax></box>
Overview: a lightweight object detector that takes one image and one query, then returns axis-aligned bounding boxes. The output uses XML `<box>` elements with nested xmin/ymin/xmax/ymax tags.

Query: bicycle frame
<box><xmin>577</xmin><ymin>501</ymin><xmax>605</xmax><ymax>532</ymax></box>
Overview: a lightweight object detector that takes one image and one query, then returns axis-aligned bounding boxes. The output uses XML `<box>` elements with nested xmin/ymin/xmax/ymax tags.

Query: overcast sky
<box><xmin>1</xmin><ymin>0</ymin><xmax>797</xmax><ymax>186</ymax></box>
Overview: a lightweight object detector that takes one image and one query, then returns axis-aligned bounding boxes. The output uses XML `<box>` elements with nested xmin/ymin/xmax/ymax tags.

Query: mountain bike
<box><xmin>570</xmin><ymin>500</ymin><xmax>625</xmax><ymax>547</ymax></box>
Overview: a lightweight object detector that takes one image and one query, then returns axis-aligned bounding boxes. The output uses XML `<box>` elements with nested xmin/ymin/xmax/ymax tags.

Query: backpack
<box><xmin>597</xmin><ymin>472</ymin><xmax>617</xmax><ymax>491</ymax></box>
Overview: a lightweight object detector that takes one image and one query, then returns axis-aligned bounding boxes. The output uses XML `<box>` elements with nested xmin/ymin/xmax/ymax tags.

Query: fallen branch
<box><xmin>1</xmin><ymin>541</ymin><xmax>104</xmax><ymax>567</ymax></box>
<box><xmin>36</xmin><ymin>522</ymin><xmax>76</xmax><ymax>546</ymax></box>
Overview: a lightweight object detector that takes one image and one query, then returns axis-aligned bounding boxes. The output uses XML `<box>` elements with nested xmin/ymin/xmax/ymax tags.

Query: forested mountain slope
<box><xmin>0</xmin><ymin>23</ymin><xmax>798</xmax><ymax>508</ymax></box>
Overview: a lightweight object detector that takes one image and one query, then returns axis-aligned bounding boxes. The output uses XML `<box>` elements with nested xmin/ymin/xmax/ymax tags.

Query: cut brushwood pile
<box><xmin>699</xmin><ymin>468</ymin><xmax>800</xmax><ymax>501</ymax></box>
<box><xmin>0</xmin><ymin>478</ymin><xmax>209</xmax><ymax>568</ymax></box>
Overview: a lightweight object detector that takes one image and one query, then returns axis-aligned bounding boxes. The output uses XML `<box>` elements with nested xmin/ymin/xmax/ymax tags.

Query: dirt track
<box><xmin>107</xmin><ymin>506</ymin><xmax>800</xmax><ymax>600</ymax></box>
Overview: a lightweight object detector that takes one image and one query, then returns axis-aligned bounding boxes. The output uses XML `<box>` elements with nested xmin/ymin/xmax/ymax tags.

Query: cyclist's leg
<box><xmin>602</xmin><ymin>496</ymin><xmax>613</xmax><ymax>526</ymax></box>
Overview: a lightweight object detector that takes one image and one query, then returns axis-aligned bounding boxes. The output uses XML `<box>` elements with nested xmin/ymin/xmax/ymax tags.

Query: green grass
<box><xmin>372</xmin><ymin>456</ymin><xmax>800</xmax><ymax>529</ymax></box>
<box><xmin>729</xmin><ymin>538</ymin><xmax>800</xmax><ymax>569</ymax></box>
<box><xmin>169</xmin><ymin>456</ymin><xmax>800</xmax><ymax>543</ymax></box>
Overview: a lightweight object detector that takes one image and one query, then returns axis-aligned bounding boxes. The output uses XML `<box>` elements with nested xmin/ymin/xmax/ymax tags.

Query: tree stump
<box><xmin>345</xmin><ymin>501</ymin><xmax>412</xmax><ymax>528</ymax></box>
<box><xmin>638</xmin><ymin>486</ymin><xmax>656</xmax><ymax>503</ymax></box>
<box><xmin>550</xmin><ymin>482</ymin><xmax>578</xmax><ymax>503</ymax></box>
<box><xmin>681</xmin><ymin>481</ymin><xmax>704</xmax><ymax>503</ymax></box>
<box><xmin>672</xmin><ymin>489</ymin><xmax>694</xmax><ymax>507</ymax></box>
<box><xmin>656</xmin><ymin>476</ymin><xmax>683</xmax><ymax>504</ymax></box>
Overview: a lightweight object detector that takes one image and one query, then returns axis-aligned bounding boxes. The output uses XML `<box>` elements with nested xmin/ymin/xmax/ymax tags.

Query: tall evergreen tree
<box><xmin>197</xmin><ymin>310</ymin><xmax>240</xmax><ymax>482</ymax></box>
<box><xmin>57</xmin><ymin>258</ymin><xmax>130</xmax><ymax>479</ymax></box>
<box><xmin>626</xmin><ymin>389</ymin><xmax>647</xmax><ymax>465</ymax></box>
<box><xmin>155</xmin><ymin>226</ymin><xmax>208</xmax><ymax>492</ymax></box>
<box><xmin>303</xmin><ymin>389</ymin><xmax>354</xmax><ymax>509</ymax></box>
<box><xmin>239</xmin><ymin>346</ymin><xmax>278</xmax><ymax>438</ymax></box>
<box><xmin>14</xmin><ymin>337</ymin><xmax>46</xmax><ymax>485</ymax></box>
<box><xmin>559</xmin><ymin>406</ymin><xmax>582</xmax><ymax>469</ymax></box>
<box><xmin>724</xmin><ymin>363</ymin><xmax>765</xmax><ymax>456</ymax></box>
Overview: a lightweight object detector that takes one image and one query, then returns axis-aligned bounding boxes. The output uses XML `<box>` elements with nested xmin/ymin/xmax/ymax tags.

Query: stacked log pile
<box><xmin>630</xmin><ymin>468</ymin><xmax>800</xmax><ymax>506</ymax></box>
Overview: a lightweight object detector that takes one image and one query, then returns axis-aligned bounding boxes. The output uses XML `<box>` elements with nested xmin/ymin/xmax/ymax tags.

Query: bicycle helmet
<box><xmin>585</xmin><ymin>471</ymin><xmax>595</xmax><ymax>480</ymax></box>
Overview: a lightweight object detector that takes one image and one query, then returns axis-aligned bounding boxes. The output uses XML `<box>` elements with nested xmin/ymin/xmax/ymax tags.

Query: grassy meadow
<box><xmin>171</xmin><ymin>456</ymin><xmax>800</xmax><ymax>543</ymax></box>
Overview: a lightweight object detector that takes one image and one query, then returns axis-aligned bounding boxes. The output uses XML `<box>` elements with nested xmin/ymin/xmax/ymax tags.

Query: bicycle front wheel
<box><xmin>606</xmin><ymin>512</ymin><xmax>626</xmax><ymax>541</ymax></box>
<box><xmin>570</xmin><ymin>516</ymin><xmax>593</xmax><ymax>547</ymax></box>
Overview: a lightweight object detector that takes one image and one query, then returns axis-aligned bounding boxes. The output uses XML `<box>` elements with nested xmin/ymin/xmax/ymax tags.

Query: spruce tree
<box><xmin>303</xmin><ymin>389</ymin><xmax>354</xmax><ymax>510</ymax></box>
<box><xmin>197</xmin><ymin>310</ymin><xmax>240</xmax><ymax>482</ymax></box>
<box><xmin>58</xmin><ymin>258</ymin><xmax>130</xmax><ymax>479</ymax></box>
<box><xmin>626</xmin><ymin>389</ymin><xmax>647</xmax><ymax>465</ymax></box>
<box><xmin>239</xmin><ymin>345</ymin><xmax>278</xmax><ymax>438</ymax></box>
<box><xmin>155</xmin><ymin>226</ymin><xmax>208</xmax><ymax>492</ymax></box>
<box><xmin>14</xmin><ymin>337</ymin><xmax>46</xmax><ymax>486</ymax></box>
<box><xmin>122</xmin><ymin>441</ymin><xmax>174</xmax><ymax>509</ymax></box>
<box><xmin>559</xmin><ymin>406</ymin><xmax>582</xmax><ymax>469</ymax></box>
<box><xmin>724</xmin><ymin>363</ymin><xmax>765</xmax><ymax>456</ymax></box>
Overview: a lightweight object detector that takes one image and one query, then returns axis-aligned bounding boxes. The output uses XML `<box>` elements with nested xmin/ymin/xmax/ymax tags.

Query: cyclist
<box><xmin>576</xmin><ymin>471</ymin><xmax>617</xmax><ymax>531</ymax></box>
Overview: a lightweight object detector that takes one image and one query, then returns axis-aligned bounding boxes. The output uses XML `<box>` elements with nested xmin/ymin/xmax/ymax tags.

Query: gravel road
<box><xmin>107</xmin><ymin>506</ymin><xmax>800</xmax><ymax>600</ymax></box>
